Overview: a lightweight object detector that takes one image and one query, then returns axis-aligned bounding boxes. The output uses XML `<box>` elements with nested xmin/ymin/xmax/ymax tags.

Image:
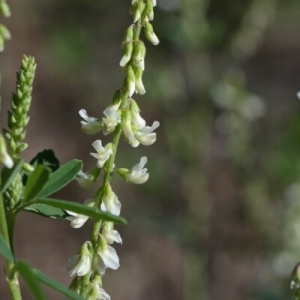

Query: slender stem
<box><xmin>0</xmin><ymin>190</ymin><xmax>22</xmax><ymax>300</ymax></box>
<box><xmin>80</xmin><ymin>17</ymin><xmax>143</xmax><ymax>297</ymax></box>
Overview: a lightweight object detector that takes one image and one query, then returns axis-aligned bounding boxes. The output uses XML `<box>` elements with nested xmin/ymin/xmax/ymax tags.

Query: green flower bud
<box><xmin>0</xmin><ymin>134</ymin><xmax>13</xmax><ymax>168</ymax></box>
<box><xmin>0</xmin><ymin>2</ymin><xmax>11</xmax><ymax>17</ymax></box>
<box><xmin>0</xmin><ymin>24</ymin><xmax>11</xmax><ymax>40</ymax></box>
<box><xmin>122</xmin><ymin>25</ymin><xmax>134</xmax><ymax>45</ymax></box>
<box><xmin>0</xmin><ymin>35</ymin><xmax>4</xmax><ymax>52</ymax></box>
<box><xmin>144</xmin><ymin>0</ymin><xmax>154</xmax><ymax>21</ymax></box>
<box><xmin>132</xmin><ymin>40</ymin><xmax>146</xmax><ymax>70</ymax></box>
<box><xmin>133</xmin><ymin>66</ymin><xmax>145</xmax><ymax>95</ymax></box>
<box><xmin>120</xmin><ymin>41</ymin><xmax>133</xmax><ymax>67</ymax></box>
<box><xmin>133</xmin><ymin>1</ymin><xmax>145</xmax><ymax>23</ymax></box>
<box><xmin>144</xmin><ymin>22</ymin><xmax>160</xmax><ymax>45</ymax></box>
<box><xmin>22</xmin><ymin>162</ymin><xmax>34</xmax><ymax>172</ymax></box>
<box><xmin>126</xmin><ymin>66</ymin><xmax>136</xmax><ymax>97</ymax></box>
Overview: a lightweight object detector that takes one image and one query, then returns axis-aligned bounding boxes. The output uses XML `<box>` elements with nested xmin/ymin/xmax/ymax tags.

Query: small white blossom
<box><xmin>66</xmin><ymin>198</ymin><xmax>94</xmax><ymax>228</ymax></box>
<box><xmin>101</xmin><ymin>184</ymin><xmax>121</xmax><ymax>216</ymax></box>
<box><xmin>102</xmin><ymin>107</ymin><xmax>121</xmax><ymax>135</ymax></box>
<box><xmin>95</xmin><ymin>286</ymin><xmax>111</xmax><ymax>300</ymax></box>
<box><xmin>130</xmin><ymin>99</ymin><xmax>146</xmax><ymax>128</ymax></box>
<box><xmin>90</xmin><ymin>140</ymin><xmax>113</xmax><ymax>168</ymax></box>
<box><xmin>125</xmin><ymin>156</ymin><xmax>149</xmax><ymax>184</ymax></box>
<box><xmin>76</xmin><ymin>170</ymin><xmax>94</xmax><ymax>189</ymax></box>
<box><xmin>135</xmin><ymin>121</ymin><xmax>160</xmax><ymax>146</ymax></box>
<box><xmin>96</xmin><ymin>236</ymin><xmax>120</xmax><ymax>270</ymax></box>
<box><xmin>79</xmin><ymin>109</ymin><xmax>102</xmax><ymax>135</ymax></box>
<box><xmin>102</xmin><ymin>222</ymin><xmax>122</xmax><ymax>244</ymax></box>
<box><xmin>67</xmin><ymin>251</ymin><xmax>91</xmax><ymax>277</ymax></box>
<box><xmin>297</xmin><ymin>91</ymin><xmax>300</xmax><ymax>100</ymax></box>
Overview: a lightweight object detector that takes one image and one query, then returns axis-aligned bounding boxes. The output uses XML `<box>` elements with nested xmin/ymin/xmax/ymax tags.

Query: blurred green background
<box><xmin>1</xmin><ymin>0</ymin><xmax>300</xmax><ymax>299</ymax></box>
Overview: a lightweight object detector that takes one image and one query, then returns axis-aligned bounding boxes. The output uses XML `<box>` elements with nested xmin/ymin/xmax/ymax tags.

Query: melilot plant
<box><xmin>0</xmin><ymin>0</ymin><xmax>159</xmax><ymax>299</ymax></box>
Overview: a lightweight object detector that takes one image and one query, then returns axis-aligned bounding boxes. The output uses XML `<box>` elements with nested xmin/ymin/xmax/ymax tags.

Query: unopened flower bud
<box><xmin>0</xmin><ymin>2</ymin><xmax>11</xmax><ymax>17</ymax></box>
<box><xmin>126</xmin><ymin>66</ymin><xmax>136</xmax><ymax>97</ymax></box>
<box><xmin>134</xmin><ymin>67</ymin><xmax>146</xmax><ymax>95</ymax></box>
<box><xmin>0</xmin><ymin>134</ymin><xmax>13</xmax><ymax>168</ymax></box>
<box><xmin>132</xmin><ymin>41</ymin><xmax>146</xmax><ymax>70</ymax></box>
<box><xmin>144</xmin><ymin>22</ymin><xmax>160</xmax><ymax>45</ymax></box>
<box><xmin>0</xmin><ymin>24</ymin><xmax>11</xmax><ymax>40</ymax></box>
<box><xmin>122</xmin><ymin>25</ymin><xmax>134</xmax><ymax>45</ymax></box>
<box><xmin>120</xmin><ymin>41</ymin><xmax>133</xmax><ymax>67</ymax></box>
<box><xmin>122</xmin><ymin>110</ymin><xmax>139</xmax><ymax>147</ymax></box>
<box><xmin>133</xmin><ymin>1</ymin><xmax>145</xmax><ymax>23</ymax></box>
<box><xmin>144</xmin><ymin>0</ymin><xmax>154</xmax><ymax>21</ymax></box>
<box><xmin>22</xmin><ymin>162</ymin><xmax>34</xmax><ymax>172</ymax></box>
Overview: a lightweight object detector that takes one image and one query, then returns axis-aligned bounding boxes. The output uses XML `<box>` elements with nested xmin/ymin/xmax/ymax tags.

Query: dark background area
<box><xmin>1</xmin><ymin>0</ymin><xmax>300</xmax><ymax>299</ymax></box>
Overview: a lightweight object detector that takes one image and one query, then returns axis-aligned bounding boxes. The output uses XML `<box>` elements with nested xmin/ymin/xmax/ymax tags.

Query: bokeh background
<box><xmin>1</xmin><ymin>0</ymin><xmax>300</xmax><ymax>299</ymax></box>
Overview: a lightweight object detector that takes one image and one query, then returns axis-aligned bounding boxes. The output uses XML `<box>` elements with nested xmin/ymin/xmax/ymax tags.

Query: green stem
<box><xmin>0</xmin><ymin>191</ymin><xmax>22</xmax><ymax>300</ymax></box>
<box><xmin>80</xmin><ymin>17</ymin><xmax>143</xmax><ymax>298</ymax></box>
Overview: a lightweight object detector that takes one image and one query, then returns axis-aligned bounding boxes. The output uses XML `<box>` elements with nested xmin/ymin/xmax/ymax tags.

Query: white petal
<box><xmin>98</xmin><ymin>246</ymin><xmax>120</xmax><ymax>270</ymax></box>
<box><xmin>102</xmin><ymin>193</ymin><xmax>121</xmax><ymax>216</ymax></box>
<box><xmin>96</xmin><ymin>287</ymin><xmax>111</xmax><ymax>300</ymax></box>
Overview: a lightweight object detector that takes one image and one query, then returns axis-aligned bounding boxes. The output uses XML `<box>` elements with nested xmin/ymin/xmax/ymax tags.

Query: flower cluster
<box><xmin>66</xmin><ymin>0</ymin><xmax>160</xmax><ymax>298</ymax></box>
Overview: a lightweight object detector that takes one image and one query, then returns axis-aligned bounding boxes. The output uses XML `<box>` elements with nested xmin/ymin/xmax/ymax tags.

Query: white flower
<box><xmin>76</xmin><ymin>170</ymin><xmax>94</xmax><ymax>189</ymax></box>
<box><xmin>297</xmin><ymin>91</ymin><xmax>300</xmax><ymax>100</ymax></box>
<box><xmin>67</xmin><ymin>212</ymin><xmax>89</xmax><ymax>229</ymax></box>
<box><xmin>102</xmin><ymin>107</ymin><xmax>121</xmax><ymax>135</ymax></box>
<box><xmin>101</xmin><ymin>185</ymin><xmax>121</xmax><ymax>216</ymax></box>
<box><xmin>67</xmin><ymin>254</ymin><xmax>91</xmax><ymax>277</ymax></box>
<box><xmin>102</xmin><ymin>222</ymin><xmax>122</xmax><ymax>244</ymax></box>
<box><xmin>135</xmin><ymin>121</ymin><xmax>160</xmax><ymax>146</ymax></box>
<box><xmin>125</xmin><ymin>156</ymin><xmax>149</xmax><ymax>184</ymax></box>
<box><xmin>90</xmin><ymin>140</ymin><xmax>113</xmax><ymax>168</ymax></box>
<box><xmin>130</xmin><ymin>99</ymin><xmax>146</xmax><ymax>128</ymax></box>
<box><xmin>96</xmin><ymin>237</ymin><xmax>120</xmax><ymax>270</ymax></box>
<box><xmin>92</xmin><ymin>253</ymin><xmax>106</xmax><ymax>276</ymax></box>
<box><xmin>79</xmin><ymin>109</ymin><xmax>102</xmax><ymax>135</ymax></box>
<box><xmin>95</xmin><ymin>286</ymin><xmax>111</xmax><ymax>300</ymax></box>
<box><xmin>66</xmin><ymin>198</ymin><xmax>94</xmax><ymax>228</ymax></box>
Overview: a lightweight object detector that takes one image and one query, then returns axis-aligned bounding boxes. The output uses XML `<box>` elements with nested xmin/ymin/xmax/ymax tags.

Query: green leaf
<box><xmin>32</xmin><ymin>269</ymin><xmax>84</xmax><ymax>300</ymax></box>
<box><xmin>0</xmin><ymin>233</ymin><xmax>14</xmax><ymax>262</ymax></box>
<box><xmin>32</xmin><ymin>198</ymin><xmax>127</xmax><ymax>224</ymax></box>
<box><xmin>23</xmin><ymin>149</ymin><xmax>60</xmax><ymax>185</ymax></box>
<box><xmin>16</xmin><ymin>261</ymin><xmax>46</xmax><ymax>300</ymax></box>
<box><xmin>37</xmin><ymin>159</ymin><xmax>82</xmax><ymax>198</ymax></box>
<box><xmin>24</xmin><ymin>203</ymin><xmax>68</xmax><ymax>220</ymax></box>
<box><xmin>24</xmin><ymin>165</ymin><xmax>50</xmax><ymax>202</ymax></box>
<box><xmin>0</xmin><ymin>158</ymin><xmax>23</xmax><ymax>193</ymax></box>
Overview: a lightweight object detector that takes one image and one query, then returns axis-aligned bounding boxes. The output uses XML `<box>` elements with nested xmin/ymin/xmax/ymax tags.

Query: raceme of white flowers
<box><xmin>65</xmin><ymin>0</ymin><xmax>160</xmax><ymax>298</ymax></box>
